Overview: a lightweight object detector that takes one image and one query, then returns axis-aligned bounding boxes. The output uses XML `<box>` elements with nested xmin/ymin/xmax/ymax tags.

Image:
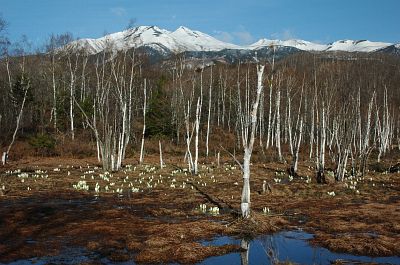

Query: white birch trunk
<box><xmin>241</xmin><ymin>150</ymin><xmax>251</xmax><ymax>218</ymax></box>
<box><xmin>51</xmin><ymin>54</ymin><xmax>57</xmax><ymax>130</ymax></box>
<box><xmin>266</xmin><ymin>47</ymin><xmax>275</xmax><ymax>149</ymax></box>
<box><xmin>290</xmin><ymin>119</ymin><xmax>303</xmax><ymax>176</ymax></box>
<box><xmin>140</xmin><ymin>79</ymin><xmax>147</xmax><ymax>164</ymax></box>
<box><xmin>185</xmin><ymin>100</ymin><xmax>195</xmax><ymax>173</ymax></box>
<box><xmin>317</xmin><ymin>102</ymin><xmax>326</xmax><ymax>183</ymax></box>
<box><xmin>275</xmin><ymin>78</ymin><xmax>283</xmax><ymax>161</ymax></box>
<box><xmin>240</xmin><ymin>64</ymin><xmax>265</xmax><ymax>218</ymax></box>
<box><xmin>67</xmin><ymin>54</ymin><xmax>78</xmax><ymax>140</ymax></box>
<box><xmin>5</xmin><ymin>77</ymin><xmax>30</xmax><ymax>165</ymax></box>
<box><xmin>194</xmin><ymin>97</ymin><xmax>201</xmax><ymax>175</ymax></box>
<box><xmin>206</xmin><ymin>67</ymin><xmax>213</xmax><ymax>157</ymax></box>
<box><xmin>159</xmin><ymin>140</ymin><xmax>164</xmax><ymax>168</ymax></box>
<box><xmin>2</xmin><ymin>152</ymin><xmax>7</xmax><ymax>166</ymax></box>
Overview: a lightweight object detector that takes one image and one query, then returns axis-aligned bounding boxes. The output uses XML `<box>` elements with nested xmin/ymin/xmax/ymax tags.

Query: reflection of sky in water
<box><xmin>3</xmin><ymin>230</ymin><xmax>400</xmax><ymax>265</ymax></box>
<box><xmin>200</xmin><ymin>230</ymin><xmax>400</xmax><ymax>265</ymax></box>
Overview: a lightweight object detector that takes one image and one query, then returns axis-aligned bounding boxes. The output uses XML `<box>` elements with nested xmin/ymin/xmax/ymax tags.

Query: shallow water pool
<box><xmin>200</xmin><ymin>230</ymin><xmax>400</xmax><ymax>265</ymax></box>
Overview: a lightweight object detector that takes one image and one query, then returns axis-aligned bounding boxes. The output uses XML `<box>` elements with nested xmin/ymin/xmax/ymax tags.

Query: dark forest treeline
<box><xmin>0</xmin><ymin>43</ymin><xmax>399</xmax><ymax>176</ymax></box>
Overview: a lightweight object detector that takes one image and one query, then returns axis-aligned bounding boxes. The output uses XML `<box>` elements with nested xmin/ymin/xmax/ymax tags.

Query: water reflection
<box><xmin>240</xmin><ymin>239</ymin><xmax>249</xmax><ymax>265</ymax></box>
<box><xmin>259</xmin><ymin>234</ymin><xmax>279</xmax><ymax>264</ymax></box>
<box><xmin>200</xmin><ymin>230</ymin><xmax>400</xmax><ymax>265</ymax></box>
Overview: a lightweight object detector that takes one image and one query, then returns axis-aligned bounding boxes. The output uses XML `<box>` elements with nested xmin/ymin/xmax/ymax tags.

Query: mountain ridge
<box><xmin>64</xmin><ymin>25</ymin><xmax>398</xmax><ymax>57</ymax></box>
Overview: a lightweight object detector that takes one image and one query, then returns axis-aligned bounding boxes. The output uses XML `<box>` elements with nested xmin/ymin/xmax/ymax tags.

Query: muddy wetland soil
<box><xmin>0</xmin><ymin>156</ymin><xmax>399</xmax><ymax>264</ymax></box>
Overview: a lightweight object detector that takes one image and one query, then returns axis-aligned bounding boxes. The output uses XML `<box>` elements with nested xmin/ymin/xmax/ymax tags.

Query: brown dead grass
<box><xmin>0</xmin><ymin>155</ymin><xmax>399</xmax><ymax>263</ymax></box>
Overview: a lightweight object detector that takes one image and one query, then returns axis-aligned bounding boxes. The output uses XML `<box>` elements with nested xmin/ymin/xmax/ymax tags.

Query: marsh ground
<box><xmin>0</xmin><ymin>155</ymin><xmax>399</xmax><ymax>264</ymax></box>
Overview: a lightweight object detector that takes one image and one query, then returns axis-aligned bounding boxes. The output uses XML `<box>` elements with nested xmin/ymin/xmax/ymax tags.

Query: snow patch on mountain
<box><xmin>170</xmin><ymin>26</ymin><xmax>241</xmax><ymax>51</ymax></box>
<box><xmin>248</xmin><ymin>38</ymin><xmax>327</xmax><ymax>51</ymax></box>
<box><xmin>326</xmin><ymin>40</ymin><xmax>391</xmax><ymax>52</ymax></box>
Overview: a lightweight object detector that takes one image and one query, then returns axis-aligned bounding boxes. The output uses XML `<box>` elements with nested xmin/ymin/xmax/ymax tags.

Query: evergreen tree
<box><xmin>146</xmin><ymin>76</ymin><xmax>174</xmax><ymax>137</ymax></box>
<box><xmin>10</xmin><ymin>74</ymin><xmax>33</xmax><ymax>109</ymax></box>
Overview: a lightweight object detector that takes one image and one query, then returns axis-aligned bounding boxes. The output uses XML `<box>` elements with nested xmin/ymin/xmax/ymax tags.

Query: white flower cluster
<box><xmin>305</xmin><ymin>175</ymin><xmax>311</xmax><ymax>184</ymax></box>
<box><xmin>199</xmin><ymin>203</ymin><xmax>207</xmax><ymax>212</ymax></box>
<box><xmin>94</xmin><ymin>182</ymin><xmax>100</xmax><ymax>193</ymax></box>
<box><xmin>73</xmin><ymin>180</ymin><xmax>89</xmax><ymax>191</ymax></box>
<box><xmin>225</xmin><ymin>165</ymin><xmax>237</xmax><ymax>171</ymax></box>
<box><xmin>6</xmin><ymin>169</ymin><xmax>21</xmax><ymax>174</ymax></box>
<box><xmin>171</xmin><ymin>169</ymin><xmax>182</xmax><ymax>175</ymax></box>
<box><xmin>124</xmin><ymin>164</ymin><xmax>136</xmax><ymax>172</ymax></box>
<box><xmin>31</xmin><ymin>173</ymin><xmax>49</xmax><ymax>179</ymax></box>
<box><xmin>142</xmin><ymin>165</ymin><xmax>157</xmax><ymax>174</ymax></box>
<box><xmin>327</xmin><ymin>191</ymin><xmax>335</xmax><ymax>196</ymax></box>
<box><xmin>263</xmin><ymin>207</ymin><xmax>271</xmax><ymax>214</ymax></box>
<box><xmin>209</xmin><ymin>206</ymin><xmax>220</xmax><ymax>215</ymax></box>
<box><xmin>198</xmin><ymin>204</ymin><xmax>219</xmax><ymax>215</ymax></box>
<box><xmin>99</xmin><ymin>172</ymin><xmax>111</xmax><ymax>182</ymax></box>
<box><xmin>345</xmin><ymin>180</ymin><xmax>359</xmax><ymax>193</ymax></box>
<box><xmin>17</xmin><ymin>172</ymin><xmax>29</xmax><ymax>179</ymax></box>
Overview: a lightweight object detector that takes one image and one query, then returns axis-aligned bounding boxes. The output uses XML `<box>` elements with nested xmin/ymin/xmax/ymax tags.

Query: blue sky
<box><xmin>1</xmin><ymin>0</ymin><xmax>399</xmax><ymax>48</ymax></box>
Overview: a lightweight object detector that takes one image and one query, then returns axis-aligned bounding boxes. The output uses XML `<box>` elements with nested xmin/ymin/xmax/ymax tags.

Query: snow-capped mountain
<box><xmin>67</xmin><ymin>26</ymin><xmax>186</xmax><ymax>54</ymax></box>
<box><xmin>325</xmin><ymin>40</ymin><xmax>392</xmax><ymax>52</ymax></box>
<box><xmin>170</xmin><ymin>26</ymin><xmax>241</xmax><ymax>51</ymax></box>
<box><xmin>67</xmin><ymin>25</ymin><xmax>240</xmax><ymax>55</ymax></box>
<box><xmin>246</xmin><ymin>39</ymin><xmax>393</xmax><ymax>53</ymax></box>
<box><xmin>247</xmin><ymin>38</ymin><xmax>328</xmax><ymax>51</ymax></box>
<box><xmin>65</xmin><ymin>25</ymin><xmax>396</xmax><ymax>57</ymax></box>
<box><xmin>375</xmin><ymin>43</ymin><xmax>400</xmax><ymax>56</ymax></box>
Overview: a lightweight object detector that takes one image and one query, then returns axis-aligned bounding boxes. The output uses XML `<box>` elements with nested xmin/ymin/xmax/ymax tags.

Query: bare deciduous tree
<box><xmin>239</xmin><ymin>63</ymin><xmax>265</xmax><ymax>218</ymax></box>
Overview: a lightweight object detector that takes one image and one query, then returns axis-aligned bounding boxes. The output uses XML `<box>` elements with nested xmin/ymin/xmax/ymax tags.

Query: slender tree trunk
<box><xmin>206</xmin><ymin>67</ymin><xmax>213</xmax><ymax>157</ymax></box>
<box><xmin>51</xmin><ymin>55</ymin><xmax>57</xmax><ymax>130</ymax></box>
<box><xmin>194</xmin><ymin>97</ymin><xmax>201</xmax><ymax>175</ymax></box>
<box><xmin>266</xmin><ymin>47</ymin><xmax>275</xmax><ymax>149</ymax></box>
<box><xmin>140</xmin><ymin>79</ymin><xmax>147</xmax><ymax>164</ymax></box>
<box><xmin>241</xmin><ymin>149</ymin><xmax>251</xmax><ymax>217</ymax></box>
<box><xmin>317</xmin><ymin>102</ymin><xmax>326</xmax><ymax>183</ymax></box>
<box><xmin>5</xmin><ymin>57</ymin><xmax>12</xmax><ymax>91</ymax></box>
<box><xmin>67</xmin><ymin>55</ymin><xmax>78</xmax><ymax>140</ymax></box>
<box><xmin>275</xmin><ymin>75</ymin><xmax>283</xmax><ymax>161</ymax></box>
<box><xmin>185</xmin><ymin>101</ymin><xmax>195</xmax><ymax>173</ymax></box>
<box><xmin>290</xmin><ymin>119</ymin><xmax>303</xmax><ymax>176</ymax></box>
<box><xmin>159</xmin><ymin>140</ymin><xmax>164</xmax><ymax>168</ymax></box>
<box><xmin>240</xmin><ymin>64</ymin><xmax>265</xmax><ymax>218</ymax></box>
<box><xmin>4</xmin><ymin>78</ymin><xmax>30</xmax><ymax>165</ymax></box>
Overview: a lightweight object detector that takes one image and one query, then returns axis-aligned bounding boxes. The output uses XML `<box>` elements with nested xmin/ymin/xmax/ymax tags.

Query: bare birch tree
<box><xmin>76</xmin><ymin>49</ymin><xmax>138</xmax><ymax>171</ymax></box>
<box><xmin>239</xmin><ymin>63</ymin><xmax>265</xmax><ymax>218</ymax></box>
<box><xmin>2</xmin><ymin>75</ymin><xmax>30</xmax><ymax>165</ymax></box>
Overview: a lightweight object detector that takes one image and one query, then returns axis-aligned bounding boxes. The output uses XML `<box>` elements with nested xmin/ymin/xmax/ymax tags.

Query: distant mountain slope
<box><xmin>66</xmin><ymin>25</ymin><xmax>240</xmax><ymax>55</ymax></box>
<box><xmin>325</xmin><ymin>40</ymin><xmax>392</xmax><ymax>52</ymax></box>
<box><xmin>375</xmin><ymin>43</ymin><xmax>400</xmax><ymax>56</ymax></box>
<box><xmin>170</xmin><ymin>26</ymin><xmax>241</xmax><ymax>51</ymax></box>
<box><xmin>62</xmin><ymin>25</ymin><xmax>397</xmax><ymax>63</ymax></box>
<box><xmin>247</xmin><ymin>38</ymin><xmax>328</xmax><ymax>51</ymax></box>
